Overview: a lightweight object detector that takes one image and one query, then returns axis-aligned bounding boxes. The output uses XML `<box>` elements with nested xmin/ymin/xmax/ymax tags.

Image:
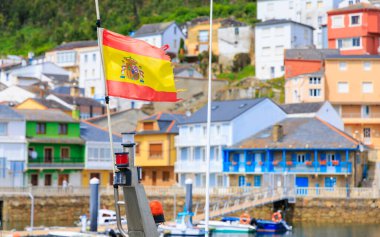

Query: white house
<box><xmin>0</xmin><ymin>62</ymin><xmax>70</xmax><ymax>88</ymax></box>
<box><xmin>0</xmin><ymin>86</ymin><xmax>36</xmax><ymax>104</ymax></box>
<box><xmin>134</xmin><ymin>21</ymin><xmax>186</xmax><ymax>57</ymax></box>
<box><xmin>257</xmin><ymin>0</ymin><xmax>342</xmax><ymax>49</ymax></box>
<box><xmin>255</xmin><ymin>19</ymin><xmax>314</xmax><ymax>80</ymax></box>
<box><xmin>218</xmin><ymin>24</ymin><xmax>254</xmax><ymax>68</ymax></box>
<box><xmin>339</xmin><ymin>0</ymin><xmax>380</xmax><ymax>7</ymax></box>
<box><xmin>0</xmin><ymin>105</ymin><xmax>27</xmax><ymax>187</ymax></box>
<box><xmin>174</xmin><ymin>98</ymin><xmax>287</xmax><ymax>187</ymax></box>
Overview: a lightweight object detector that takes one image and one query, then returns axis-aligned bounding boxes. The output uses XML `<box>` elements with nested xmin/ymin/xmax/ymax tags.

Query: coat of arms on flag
<box><xmin>120</xmin><ymin>56</ymin><xmax>144</xmax><ymax>83</ymax></box>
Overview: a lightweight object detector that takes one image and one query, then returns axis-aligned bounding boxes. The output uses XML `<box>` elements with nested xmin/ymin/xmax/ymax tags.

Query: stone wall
<box><xmin>3</xmin><ymin>195</ymin><xmax>380</xmax><ymax>230</ymax></box>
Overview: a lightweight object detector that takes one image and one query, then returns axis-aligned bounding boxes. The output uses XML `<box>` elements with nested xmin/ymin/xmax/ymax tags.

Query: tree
<box><xmin>232</xmin><ymin>53</ymin><xmax>251</xmax><ymax>72</ymax></box>
<box><xmin>198</xmin><ymin>50</ymin><xmax>218</xmax><ymax>76</ymax></box>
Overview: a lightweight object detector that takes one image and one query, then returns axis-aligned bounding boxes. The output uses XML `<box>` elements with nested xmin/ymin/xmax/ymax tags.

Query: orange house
<box><xmin>327</xmin><ymin>3</ymin><xmax>380</xmax><ymax>55</ymax></box>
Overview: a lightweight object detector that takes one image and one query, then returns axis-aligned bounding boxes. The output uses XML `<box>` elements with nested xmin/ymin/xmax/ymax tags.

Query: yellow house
<box><xmin>135</xmin><ymin>112</ymin><xmax>185</xmax><ymax>186</ymax></box>
<box><xmin>16</xmin><ymin>98</ymin><xmax>71</xmax><ymax>113</ymax></box>
<box><xmin>325</xmin><ymin>55</ymin><xmax>380</xmax><ymax>160</ymax></box>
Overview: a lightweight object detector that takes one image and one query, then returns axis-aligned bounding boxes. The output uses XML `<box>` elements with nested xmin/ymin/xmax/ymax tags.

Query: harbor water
<box><xmin>211</xmin><ymin>223</ymin><xmax>380</xmax><ymax>237</ymax></box>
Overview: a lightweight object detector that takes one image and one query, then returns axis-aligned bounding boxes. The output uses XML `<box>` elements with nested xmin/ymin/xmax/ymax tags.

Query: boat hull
<box><xmin>255</xmin><ymin>220</ymin><xmax>289</xmax><ymax>233</ymax></box>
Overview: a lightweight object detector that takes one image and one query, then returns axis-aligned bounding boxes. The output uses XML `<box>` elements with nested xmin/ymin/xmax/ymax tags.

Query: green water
<box><xmin>211</xmin><ymin>223</ymin><xmax>380</xmax><ymax>237</ymax></box>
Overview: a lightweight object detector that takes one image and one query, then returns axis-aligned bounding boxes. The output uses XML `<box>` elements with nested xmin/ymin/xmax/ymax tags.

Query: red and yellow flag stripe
<box><xmin>101</xmin><ymin>29</ymin><xmax>179</xmax><ymax>102</ymax></box>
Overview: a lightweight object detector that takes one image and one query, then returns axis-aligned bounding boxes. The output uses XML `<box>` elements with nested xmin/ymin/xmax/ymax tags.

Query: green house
<box><xmin>17</xmin><ymin>109</ymin><xmax>85</xmax><ymax>187</ymax></box>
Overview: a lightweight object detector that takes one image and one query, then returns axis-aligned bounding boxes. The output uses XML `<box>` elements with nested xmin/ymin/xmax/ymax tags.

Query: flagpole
<box><xmin>204</xmin><ymin>0</ymin><xmax>213</xmax><ymax>236</ymax></box>
<box><xmin>94</xmin><ymin>0</ymin><xmax>116</xmax><ymax>175</ymax></box>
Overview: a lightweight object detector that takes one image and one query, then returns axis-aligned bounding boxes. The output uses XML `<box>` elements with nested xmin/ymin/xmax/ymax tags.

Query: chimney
<box><xmin>272</xmin><ymin>124</ymin><xmax>283</xmax><ymax>142</ymax></box>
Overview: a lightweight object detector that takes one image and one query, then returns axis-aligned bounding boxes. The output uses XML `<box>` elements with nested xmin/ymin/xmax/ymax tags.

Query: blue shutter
<box><xmin>321</xmin><ymin>152</ymin><xmax>326</xmax><ymax>161</ymax></box>
<box><xmin>336</xmin><ymin>152</ymin><xmax>341</xmax><ymax>162</ymax></box>
<box><xmin>292</xmin><ymin>153</ymin><xmax>297</xmax><ymax>163</ymax></box>
<box><xmin>306</xmin><ymin>153</ymin><xmax>311</xmax><ymax>161</ymax></box>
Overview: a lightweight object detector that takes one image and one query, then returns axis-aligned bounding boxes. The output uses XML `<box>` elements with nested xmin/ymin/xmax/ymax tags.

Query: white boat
<box><xmin>158</xmin><ymin>212</ymin><xmax>205</xmax><ymax>236</ymax></box>
<box><xmin>198</xmin><ymin>219</ymin><xmax>256</xmax><ymax>233</ymax></box>
<box><xmin>76</xmin><ymin>209</ymin><xmax>127</xmax><ymax>226</ymax></box>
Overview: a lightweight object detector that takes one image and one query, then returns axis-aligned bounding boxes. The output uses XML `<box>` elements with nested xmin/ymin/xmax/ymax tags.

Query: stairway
<box><xmin>361</xmin><ymin>162</ymin><xmax>377</xmax><ymax>187</ymax></box>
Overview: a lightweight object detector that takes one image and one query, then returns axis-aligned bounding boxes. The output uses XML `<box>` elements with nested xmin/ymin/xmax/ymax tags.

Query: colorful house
<box><xmin>175</xmin><ymin>98</ymin><xmax>287</xmax><ymax>187</ymax></box>
<box><xmin>16</xmin><ymin>98</ymin><xmax>71</xmax><ymax>112</ymax></box>
<box><xmin>135</xmin><ymin>112</ymin><xmax>185</xmax><ymax>186</ymax></box>
<box><xmin>80</xmin><ymin>121</ymin><xmax>122</xmax><ymax>188</ymax></box>
<box><xmin>327</xmin><ymin>3</ymin><xmax>380</xmax><ymax>55</ymax></box>
<box><xmin>0</xmin><ymin>105</ymin><xmax>27</xmax><ymax>187</ymax></box>
<box><xmin>16</xmin><ymin>109</ymin><xmax>85</xmax><ymax>187</ymax></box>
<box><xmin>223</xmin><ymin>117</ymin><xmax>366</xmax><ymax>188</ymax></box>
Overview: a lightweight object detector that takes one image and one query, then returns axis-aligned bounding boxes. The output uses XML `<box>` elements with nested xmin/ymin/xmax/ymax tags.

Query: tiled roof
<box><xmin>280</xmin><ymin>102</ymin><xmax>324</xmax><ymax>114</ymax></box>
<box><xmin>33</xmin><ymin>98</ymin><xmax>71</xmax><ymax>111</ymax></box>
<box><xmin>134</xmin><ymin>22</ymin><xmax>174</xmax><ymax>37</ymax></box>
<box><xmin>43</xmin><ymin>73</ymin><xmax>69</xmax><ymax>82</ymax></box>
<box><xmin>256</xmin><ymin>19</ymin><xmax>315</xmax><ymax>30</ymax></box>
<box><xmin>181</xmin><ymin>98</ymin><xmax>267</xmax><ymax>124</ymax></box>
<box><xmin>16</xmin><ymin>109</ymin><xmax>77</xmax><ymax>122</ymax></box>
<box><xmin>139</xmin><ymin>112</ymin><xmax>186</xmax><ymax>134</ymax></box>
<box><xmin>0</xmin><ymin>105</ymin><xmax>24</xmax><ymax>120</ymax></box>
<box><xmin>50</xmin><ymin>41</ymin><xmax>98</xmax><ymax>51</ymax></box>
<box><xmin>80</xmin><ymin>121</ymin><xmax>122</xmax><ymax>142</ymax></box>
<box><xmin>330</xmin><ymin>3</ymin><xmax>380</xmax><ymax>13</ymax></box>
<box><xmin>325</xmin><ymin>55</ymin><xmax>380</xmax><ymax>59</ymax></box>
<box><xmin>52</xmin><ymin>94</ymin><xmax>104</xmax><ymax>107</ymax></box>
<box><xmin>233</xmin><ymin>118</ymin><xmax>359</xmax><ymax>149</ymax></box>
<box><xmin>285</xmin><ymin>49</ymin><xmax>340</xmax><ymax>60</ymax></box>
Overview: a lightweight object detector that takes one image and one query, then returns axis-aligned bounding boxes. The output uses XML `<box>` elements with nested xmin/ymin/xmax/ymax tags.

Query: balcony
<box><xmin>28</xmin><ymin>157</ymin><xmax>84</xmax><ymax>169</ymax></box>
<box><xmin>175</xmin><ymin>135</ymin><xmax>229</xmax><ymax>147</ymax></box>
<box><xmin>175</xmin><ymin>160</ymin><xmax>223</xmax><ymax>173</ymax></box>
<box><xmin>342</xmin><ymin>112</ymin><xmax>380</xmax><ymax>124</ymax></box>
<box><xmin>223</xmin><ymin>161</ymin><xmax>352</xmax><ymax>174</ymax></box>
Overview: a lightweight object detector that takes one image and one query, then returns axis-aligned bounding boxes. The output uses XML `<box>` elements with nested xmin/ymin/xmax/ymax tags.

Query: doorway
<box><xmin>44</xmin><ymin>148</ymin><xmax>53</xmax><ymax>163</ymax></box>
<box><xmin>45</xmin><ymin>174</ymin><xmax>52</xmax><ymax>186</ymax></box>
<box><xmin>152</xmin><ymin>171</ymin><xmax>157</xmax><ymax>186</ymax></box>
<box><xmin>58</xmin><ymin>174</ymin><xmax>69</xmax><ymax>186</ymax></box>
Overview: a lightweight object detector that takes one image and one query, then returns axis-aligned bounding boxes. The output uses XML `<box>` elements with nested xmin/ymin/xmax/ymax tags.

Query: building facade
<box><xmin>175</xmin><ymin>98</ymin><xmax>287</xmax><ymax>187</ymax></box>
<box><xmin>135</xmin><ymin>113</ymin><xmax>185</xmax><ymax>186</ymax></box>
<box><xmin>255</xmin><ymin>19</ymin><xmax>314</xmax><ymax>80</ymax></box>
<box><xmin>0</xmin><ymin>106</ymin><xmax>27</xmax><ymax>187</ymax></box>
<box><xmin>327</xmin><ymin>3</ymin><xmax>380</xmax><ymax>55</ymax></box>
<box><xmin>257</xmin><ymin>0</ymin><xmax>343</xmax><ymax>49</ymax></box>
<box><xmin>16</xmin><ymin>109</ymin><xmax>85</xmax><ymax>187</ymax></box>
<box><xmin>223</xmin><ymin>117</ymin><xmax>366</xmax><ymax>189</ymax></box>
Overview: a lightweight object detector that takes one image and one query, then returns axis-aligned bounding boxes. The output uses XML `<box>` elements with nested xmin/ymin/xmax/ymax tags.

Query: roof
<box><xmin>181</xmin><ymin>98</ymin><xmax>267</xmax><ymax>124</ymax></box>
<box><xmin>280</xmin><ymin>102</ymin><xmax>324</xmax><ymax>114</ymax></box>
<box><xmin>32</xmin><ymin>98</ymin><xmax>71</xmax><ymax>111</ymax></box>
<box><xmin>134</xmin><ymin>21</ymin><xmax>175</xmax><ymax>37</ymax></box>
<box><xmin>80</xmin><ymin>121</ymin><xmax>121</xmax><ymax>142</ymax></box>
<box><xmin>50</xmin><ymin>40</ymin><xmax>98</xmax><ymax>51</ymax></box>
<box><xmin>52</xmin><ymin>94</ymin><xmax>104</xmax><ymax>107</ymax></box>
<box><xmin>16</xmin><ymin>109</ymin><xmax>77</xmax><ymax>122</ymax></box>
<box><xmin>43</xmin><ymin>73</ymin><xmax>69</xmax><ymax>82</ymax></box>
<box><xmin>256</xmin><ymin>19</ymin><xmax>315</xmax><ymax>30</ymax></box>
<box><xmin>0</xmin><ymin>105</ymin><xmax>24</xmax><ymax>120</ymax></box>
<box><xmin>27</xmin><ymin>137</ymin><xmax>84</xmax><ymax>144</ymax></box>
<box><xmin>285</xmin><ymin>49</ymin><xmax>340</xmax><ymax>61</ymax></box>
<box><xmin>233</xmin><ymin>118</ymin><xmax>359</xmax><ymax>150</ymax></box>
<box><xmin>330</xmin><ymin>3</ymin><xmax>380</xmax><ymax>14</ymax></box>
<box><xmin>52</xmin><ymin>86</ymin><xmax>84</xmax><ymax>96</ymax></box>
<box><xmin>325</xmin><ymin>54</ymin><xmax>380</xmax><ymax>60</ymax></box>
<box><xmin>138</xmin><ymin>112</ymin><xmax>186</xmax><ymax>134</ymax></box>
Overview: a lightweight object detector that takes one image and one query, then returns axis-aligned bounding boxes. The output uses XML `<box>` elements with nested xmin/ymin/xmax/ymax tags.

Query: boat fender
<box><xmin>272</xmin><ymin>212</ymin><xmax>282</xmax><ymax>223</ymax></box>
<box><xmin>240</xmin><ymin>213</ymin><xmax>251</xmax><ymax>225</ymax></box>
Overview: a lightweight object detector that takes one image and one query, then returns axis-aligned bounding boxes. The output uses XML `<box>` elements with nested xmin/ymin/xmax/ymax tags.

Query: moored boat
<box><xmin>198</xmin><ymin>216</ymin><xmax>256</xmax><ymax>233</ymax></box>
<box><xmin>158</xmin><ymin>211</ymin><xmax>206</xmax><ymax>236</ymax></box>
<box><xmin>252</xmin><ymin>219</ymin><xmax>292</xmax><ymax>233</ymax></box>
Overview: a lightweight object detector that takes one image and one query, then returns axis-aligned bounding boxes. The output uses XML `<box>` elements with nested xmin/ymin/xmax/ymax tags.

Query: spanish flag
<box><xmin>100</xmin><ymin>29</ymin><xmax>179</xmax><ymax>102</ymax></box>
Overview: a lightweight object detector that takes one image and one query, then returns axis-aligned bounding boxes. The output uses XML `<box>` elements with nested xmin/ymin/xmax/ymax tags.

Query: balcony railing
<box><xmin>342</xmin><ymin>112</ymin><xmax>380</xmax><ymax>119</ymax></box>
<box><xmin>28</xmin><ymin>157</ymin><xmax>84</xmax><ymax>169</ymax></box>
<box><xmin>223</xmin><ymin>161</ymin><xmax>352</xmax><ymax>174</ymax></box>
<box><xmin>175</xmin><ymin>135</ymin><xmax>229</xmax><ymax>147</ymax></box>
<box><xmin>175</xmin><ymin>160</ymin><xmax>223</xmax><ymax>173</ymax></box>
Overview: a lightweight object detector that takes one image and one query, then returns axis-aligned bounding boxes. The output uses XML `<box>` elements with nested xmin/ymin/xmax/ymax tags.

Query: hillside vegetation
<box><xmin>0</xmin><ymin>0</ymin><xmax>257</xmax><ymax>56</ymax></box>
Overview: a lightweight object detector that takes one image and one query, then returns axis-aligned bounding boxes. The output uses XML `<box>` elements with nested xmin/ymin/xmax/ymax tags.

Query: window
<box><xmin>254</xmin><ymin>175</ymin><xmax>261</xmax><ymax>187</ymax></box>
<box><xmin>174</xmin><ymin>27</ymin><xmax>177</xmax><ymax>34</ymax></box>
<box><xmin>0</xmin><ymin>123</ymin><xmax>7</xmax><ymax>136</ymax></box>
<box><xmin>109</xmin><ymin>173</ymin><xmax>114</xmax><ymax>186</ymax></box>
<box><xmin>362</xmin><ymin>105</ymin><xmax>370</xmax><ymax>118</ymax></box>
<box><xmin>339</xmin><ymin>62</ymin><xmax>347</xmax><ymax>70</ymax></box>
<box><xmin>352</xmin><ymin>37</ymin><xmax>360</xmax><ymax>47</ymax></box>
<box><xmin>198</xmin><ymin>30</ymin><xmax>209</xmax><ymax>42</ymax></box>
<box><xmin>31</xmin><ymin>174</ymin><xmax>38</xmax><ymax>186</ymax></box>
<box><xmin>306</xmin><ymin>1</ymin><xmax>312</xmax><ymax>8</ymax></box>
<box><xmin>44</xmin><ymin>174</ymin><xmax>52</xmax><ymax>186</ymax></box>
<box><xmin>332</xmin><ymin>15</ymin><xmax>344</xmax><ymax>28</ymax></box>
<box><xmin>364</xmin><ymin>128</ymin><xmax>371</xmax><ymax>138</ymax></box>
<box><xmin>309</xmin><ymin>89</ymin><xmax>321</xmax><ymax>97</ymax></box>
<box><xmin>149</xmin><ymin>143</ymin><xmax>163</xmax><ymax>158</ymax></box>
<box><xmin>84</xmin><ymin>54</ymin><xmax>88</xmax><ymax>63</ymax></box>
<box><xmin>262</xmin><ymin>47</ymin><xmax>270</xmax><ymax>56</ymax></box>
<box><xmin>59</xmin><ymin>123</ymin><xmax>68</xmax><ymax>135</ymax></box>
<box><xmin>235</xmin><ymin>27</ymin><xmax>239</xmax><ymax>35</ymax></box>
<box><xmin>309</xmin><ymin>77</ymin><xmax>321</xmax><ymax>84</ymax></box>
<box><xmin>318</xmin><ymin>16</ymin><xmax>323</xmax><ymax>25</ymax></box>
<box><xmin>57</xmin><ymin>51</ymin><xmax>76</xmax><ymax>64</ymax></box>
<box><xmin>275</xmin><ymin>45</ymin><xmax>284</xmax><ymax>56</ymax></box>
<box><xmin>90</xmin><ymin>86</ymin><xmax>95</xmax><ymax>96</ymax></box>
<box><xmin>337</xmin><ymin>37</ymin><xmax>361</xmax><ymax>49</ymax></box>
<box><xmin>44</xmin><ymin>148</ymin><xmax>53</xmax><ymax>163</ymax></box>
<box><xmin>325</xmin><ymin>177</ymin><xmax>336</xmax><ymax>188</ymax></box>
<box><xmin>297</xmin><ymin>154</ymin><xmax>306</xmax><ymax>163</ymax></box>
<box><xmin>362</xmin><ymin>82</ymin><xmax>373</xmax><ymax>93</ymax></box>
<box><xmin>350</xmin><ymin>14</ymin><xmax>361</xmax><ymax>26</ymax></box>
<box><xmin>58</xmin><ymin>174</ymin><xmax>69</xmax><ymax>186</ymax></box>
<box><xmin>61</xmin><ymin>147</ymin><xmax>70</xmax><ymax>159</ymax></box>
<box><xmin>93</xmin><ymin>53</ymin><xmax>96</xmax><ymax>62</ymax></box>
<box><xmin>143</xmin><ymin>122</ymin><xmax>154</xmax><ymax>130</ymax></box>
<box><xmin>36</xmin><ymin>123</ymin><xmax>46</xmax><ymax>134</ymax></box>
<box><xmin>364</xmin><ymin>62</ymin><xmax>372</xmax><ymax>71</ymax></box>
<box><xmin>338</xmin><ymin>82</ymin><xmax>349</xmax><ymax>93</ymax></box>
<box><xmin>317</xmin><ymin>1</ymin><xmax>323</xmax><ymax>8</ymax></box>
<box><xmin>162</xmin><ymin>171</ymin><xmax>170</xmax><ymax>182</ymax></box>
